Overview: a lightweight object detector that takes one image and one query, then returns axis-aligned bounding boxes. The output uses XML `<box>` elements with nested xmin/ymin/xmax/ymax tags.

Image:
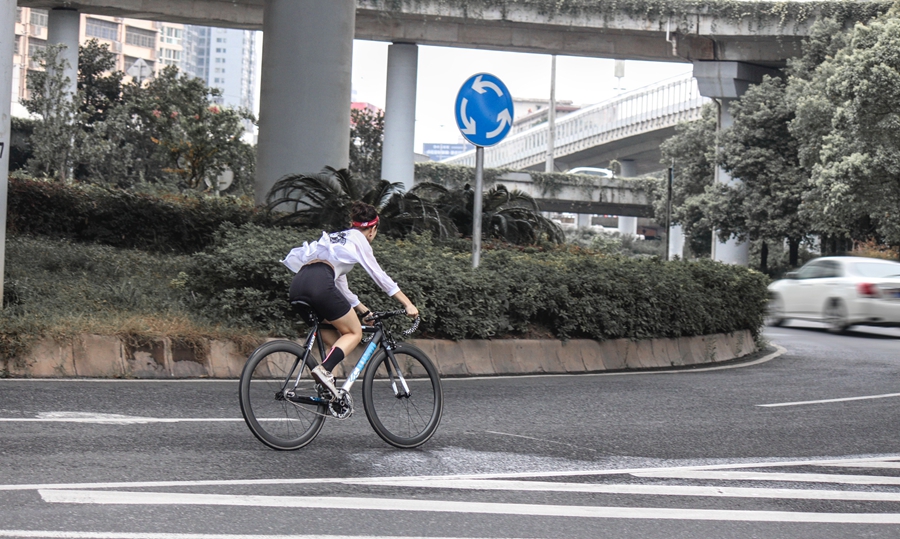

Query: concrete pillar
<box><xmin>576</xmin><ymin>214</ymin><xmax>591</xmax><ymax>228</ymax></box>
<box><xmin>256</xmin><ymin>0</ymin><xmax>354</xmax><ymax>204</ymax></box>
<box><xmin>693</xmin><ymin>61</ymin><xmax>779</xmax><ymax>266</ymax></box>
<box><xmin>47</xmin><ymin>8</ymin><xmax>80</xmax><ymax>98</ymax></box>
<box><xmin>1</xmin><ymin>0</ymin><xmax>16</xmax><ymax>307</ymax></box>
<box><xmin>668</xmin><ymin>224</ymin><xmax>685</xmax><ymax>260</ymax></box>
<box><xmin>710</xmin><ymin>99</ymin><xmax>747</xmax><ymax>265</ymax></box>
<box><xmin>381</xmin><ymin>42</ymin><xmax>417</xmax><ymax>191</ymax></box>
<box><xmin>617</xmin><ymin>159</ymin><xmax>638</xmax><ymax>236</ymax></box>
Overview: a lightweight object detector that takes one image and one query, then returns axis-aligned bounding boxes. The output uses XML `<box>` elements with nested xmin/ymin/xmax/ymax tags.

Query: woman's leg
<box><xmin>320</xmin><ymin>309</ymin><xmax>362</xmax><ymax>371</ymax></box>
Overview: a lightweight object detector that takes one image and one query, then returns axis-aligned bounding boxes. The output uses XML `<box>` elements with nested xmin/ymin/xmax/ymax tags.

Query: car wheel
<box><xmin>823</xmin><ymin>298</ymin><xmax>850</xmax><ymax>334</ymax></box>
<box><xmin>766</xmin><ymin>295</ymin><xmax>786</xmax><ymax>327</ymax></box>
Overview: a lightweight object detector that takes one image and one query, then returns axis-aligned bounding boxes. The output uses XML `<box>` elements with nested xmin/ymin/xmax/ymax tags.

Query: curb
<box><xmin>1</xmin><ymin>330</ymin><xmax>757</xmax><ymax>378</ymax></box>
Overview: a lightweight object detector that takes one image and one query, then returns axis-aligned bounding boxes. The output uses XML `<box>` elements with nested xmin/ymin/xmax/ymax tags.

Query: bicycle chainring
<box><xmin>328</xmin><ymin>391</ymin><xmax>353</xmax><ymax>420</ymax></box>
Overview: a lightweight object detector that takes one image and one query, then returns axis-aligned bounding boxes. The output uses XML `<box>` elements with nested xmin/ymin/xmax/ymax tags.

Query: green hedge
<box><xmin>7</xmin><ymin>176</ymin><xmax>269</xmax><ymax>253</ymax></box>
<box><xmin>180</xmin><ymin>224</ymin><xmax>768</xmax><ymax>340</ymax></box>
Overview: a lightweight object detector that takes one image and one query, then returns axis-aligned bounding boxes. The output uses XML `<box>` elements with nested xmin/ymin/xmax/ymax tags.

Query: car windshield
<box><xmin>850</xmin><ymin>261</ymin><xmax>900</xmax><ymax>278</ymax></box>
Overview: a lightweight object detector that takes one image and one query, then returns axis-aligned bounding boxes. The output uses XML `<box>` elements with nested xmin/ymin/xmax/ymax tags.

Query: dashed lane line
<box><xmin>758</xmin><ymin>392</ymin><xmax>900</xmax><ymax>407</ymax></box>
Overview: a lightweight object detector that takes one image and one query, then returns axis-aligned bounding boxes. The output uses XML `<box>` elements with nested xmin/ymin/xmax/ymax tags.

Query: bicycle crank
<box><xmin>328</xmin><ymin>391</ymin><xmax>353</xmax><ymax>420</ymax></box>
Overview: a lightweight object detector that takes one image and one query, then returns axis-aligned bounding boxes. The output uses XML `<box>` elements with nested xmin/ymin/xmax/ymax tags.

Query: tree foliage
<box><xmin>22</xmin><ymin>44</ymin><xmax>80</xmax><ymax>183</ymax></box>
<box><xmin>794</xmin><ymin>10</ymin><xmax>900</xmax><ymax>246</ymax></box>
<box><xmin>349</xmin><ymin>107</ymin><xmax>384</xmax><ymax>181</ymax></box>
<box><xmin>22</xmin><ymin>40</ymin><xmax>256</xmax><ymax>194</ymax></box>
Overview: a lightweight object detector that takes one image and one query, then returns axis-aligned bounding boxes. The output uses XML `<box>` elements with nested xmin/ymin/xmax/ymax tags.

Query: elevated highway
<box><xmin>444</xmin><ymin>74</ymin><xmax>708</xmax><ymax>176</ymax></box>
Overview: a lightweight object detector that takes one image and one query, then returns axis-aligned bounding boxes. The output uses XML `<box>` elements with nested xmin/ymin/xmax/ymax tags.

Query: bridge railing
<box><xmin>444</xmin><ymin>75</ymin><xmax>709</xmax><ymax>170</ymax></box>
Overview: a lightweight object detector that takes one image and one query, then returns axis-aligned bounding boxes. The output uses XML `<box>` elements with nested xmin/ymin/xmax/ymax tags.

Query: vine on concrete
<box><xmin>359</xmin><ymin>1</ymin><xmax>892</xmax><ymax>33</ymax></box>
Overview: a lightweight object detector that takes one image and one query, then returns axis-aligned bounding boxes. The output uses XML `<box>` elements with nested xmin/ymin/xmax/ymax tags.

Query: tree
<box><xmin>349</xmin><ymin>107</ymin><xmax>384</xmax><ymax>181</ymax></box>
<box><xmin>22</xmin><ymin>44</ymin><xmax>80</xmax><ymax>182</ymax></box>
<box><xmin>78</xmin><ymin>39</ymin><xmax>124</xmax><ymax>126</ymax></box>
<box><xmin>137</xmin><ymin>66</ymin><xmax>255</xmax><ymax>190</ymax></box>
<box><xmin>657</xmin><ymin>103</ymin><xmax>718</xmax><ymax>258</ymax></box>
<box><xmin>793</xmin><ymin>10</ymin><xmax>900</xmax><ymax>247</ymax></box>
<box><xmin>715</xmin><ymin>75</ymin><xmax>810</xmax><ymax>271</ymax></box>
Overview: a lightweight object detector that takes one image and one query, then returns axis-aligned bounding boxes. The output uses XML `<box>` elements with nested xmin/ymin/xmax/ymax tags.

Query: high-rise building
<box><xmin>11</xmin><ymin>8</ymin><xmax>259</xmax><ymax>130</ymax></box>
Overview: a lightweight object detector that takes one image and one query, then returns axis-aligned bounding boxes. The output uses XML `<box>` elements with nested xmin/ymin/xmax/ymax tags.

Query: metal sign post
<box><xmin>666</xmin><ymin>166</ymin><xmax>674</xmax><ymax>261</ymax></box>
<box><xmin>454</xmin><ymin>73</ymin><xmax>514</xmax><ymax>268</ymax></box>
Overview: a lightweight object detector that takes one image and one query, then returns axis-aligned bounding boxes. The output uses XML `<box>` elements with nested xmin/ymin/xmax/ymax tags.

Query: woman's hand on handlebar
<box><xmin>405</xmin><ymin>303</ymin><xmax>419</xmax><ymax>318</ymax></box>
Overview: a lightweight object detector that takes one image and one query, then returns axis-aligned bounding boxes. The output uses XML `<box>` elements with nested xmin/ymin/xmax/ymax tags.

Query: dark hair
<box><xmin>349</xmin><ymin>201</ymin><xmax>378</xmax><ymax>226</ymax></box>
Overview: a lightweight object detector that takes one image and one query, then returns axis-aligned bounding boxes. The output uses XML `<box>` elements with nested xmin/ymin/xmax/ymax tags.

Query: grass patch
<box><xmin>1</xmin><ymin>234</ymin><xmax>267</xmax><ymax>363</ymax></box>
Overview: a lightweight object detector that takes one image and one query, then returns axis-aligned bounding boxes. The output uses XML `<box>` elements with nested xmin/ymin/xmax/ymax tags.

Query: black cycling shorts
<box><xmin>289</xmin><ymin>263</ymin><xmax>352</xmax><ymax>323</ymax></box>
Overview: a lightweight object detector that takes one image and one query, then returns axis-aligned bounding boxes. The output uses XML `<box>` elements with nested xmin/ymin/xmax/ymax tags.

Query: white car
<box><xmin>767</xmin><ymin>256</ymin><xmax>900</xmax><ymax>332</ymax></box>
<box><xmin>565</xmin><ymin>167</ymin><xmax>614</xmax><ymax>178</ymax></box>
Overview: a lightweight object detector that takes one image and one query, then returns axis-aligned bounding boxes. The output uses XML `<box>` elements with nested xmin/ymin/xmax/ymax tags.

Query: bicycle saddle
<box><xmin>290</xmin><ymin>300</ymin><xmax>319</xmax><ymax>327</ymax></box>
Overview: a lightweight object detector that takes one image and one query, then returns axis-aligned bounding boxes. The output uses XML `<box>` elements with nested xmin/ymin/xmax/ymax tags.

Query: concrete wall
<box><xmin>2</xmin><ymin>331</ymin><xmax>757</xmax><ymax>378</ymax></box>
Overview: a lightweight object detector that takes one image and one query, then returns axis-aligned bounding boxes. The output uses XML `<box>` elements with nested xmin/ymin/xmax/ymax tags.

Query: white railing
<box><xmin>444</xmin><ymin>75</ymin><xmax>709</xmax><ymax>170</ymax></box>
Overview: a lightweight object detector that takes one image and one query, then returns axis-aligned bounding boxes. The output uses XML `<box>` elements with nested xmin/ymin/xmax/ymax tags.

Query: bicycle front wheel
<box><xmin>239</xmin><ymin>340</ymin><xmax>326</xmax><ymax>450</ymax></box>
<box><xmin>362</xmin><ymin>343</ymin><xmax>443</xmax><ymax>448</ymax></box>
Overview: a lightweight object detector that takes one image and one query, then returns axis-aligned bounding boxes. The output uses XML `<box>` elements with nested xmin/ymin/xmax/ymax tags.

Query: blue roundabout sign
<box><xmin>454</xmin><ymin>73</ymin><xmax>514</xmax><ymax>147</ymax></box>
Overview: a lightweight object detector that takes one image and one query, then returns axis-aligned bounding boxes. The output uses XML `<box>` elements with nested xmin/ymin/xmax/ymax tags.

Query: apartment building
<box><xmin>11</xmin><ymin>8</ymin><xmax>257</xmax><ymax>122</ymax></box>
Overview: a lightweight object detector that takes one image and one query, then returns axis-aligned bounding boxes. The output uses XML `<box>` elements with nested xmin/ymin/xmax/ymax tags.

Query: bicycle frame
<box><xmin>289</xmin><ymin>321</ymin><xmax>412</xmax><ymax>400</ymax></box>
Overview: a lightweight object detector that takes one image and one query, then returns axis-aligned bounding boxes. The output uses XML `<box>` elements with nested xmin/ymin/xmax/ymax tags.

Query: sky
<box><xmin>349</xmin><ymin>40</ymin><xmax>695</xmax><ymax>154</ymax></box>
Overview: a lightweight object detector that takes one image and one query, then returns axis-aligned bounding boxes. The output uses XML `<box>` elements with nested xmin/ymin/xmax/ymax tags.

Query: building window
<box><xmin>28</xmin><ymin>38</ymin><xmax>47</xmax><ymax>59</ymax></box>
<box><xmin>161</xmin><ymin>26</ymin><xmax>182</xmax><ymax>45</ymax></box>
<box><xmin>159</xmin><ymin>48</ymin><xmax>182</xmax><ymax>66</ymax></box>
<box><xmin>125</xmin><ymin>26</ymin><xmax>156</xmax><ymax>49</ymax></box>
<box><xmin>86</xmin><ymin>18</ymin><xmax>119</xmax><ymax>41</ymax></box>
<box><xmin>30</xmin><ymin>9</ymin><xmax>48</xmax><ymax>27</ymax></box>
<box><xmin>13</xmin><ymin>36</ymin><xmax>19</xmax><ymax>55</ymax></box>
<box><xmin>215</xmin><ymin>48</ymin><xmax>226</xmax><ymax>54</ymax></box>
<box><xmin>216</xmin><ymin>38</ymin><xmax>225</xmax><ymax>43</ymax></box>
<box><xmin>214</xmin><ymin>67</ymin><xmax>225</xmax><ymax>74</ymax></box>
<box><xmin>215</xmin><ymin>58</ymin><xmax>225</xmax><ymax>63</ymax></box>
<box><xmin>16</xmin><ymin>7</ymin><xmax>23</xmax><ymax>23</ymax></box>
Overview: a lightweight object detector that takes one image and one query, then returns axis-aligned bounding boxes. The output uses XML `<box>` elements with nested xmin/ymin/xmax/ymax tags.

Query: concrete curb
<box><xmin>1</xmin><ymin>330</ymin><xmax>757</xmax><ymax>378</ymax></box>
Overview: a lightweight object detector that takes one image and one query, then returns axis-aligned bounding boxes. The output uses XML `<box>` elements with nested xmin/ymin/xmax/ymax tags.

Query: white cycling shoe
<box><xmin>310</xmin><ymin>365</ymin><xmax>339</xmax><ymax>397</ymax></box>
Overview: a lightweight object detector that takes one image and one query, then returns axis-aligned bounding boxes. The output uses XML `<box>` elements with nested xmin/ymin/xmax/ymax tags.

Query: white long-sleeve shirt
<box><xmin>281</xmin><ymin>229</ymin><xmax>400</xmax><ymax>307</ymax></box>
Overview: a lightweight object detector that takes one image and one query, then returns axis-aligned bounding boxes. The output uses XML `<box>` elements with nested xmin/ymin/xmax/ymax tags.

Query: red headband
<box><xmin>351</xmin><ymin>216</ymin><xmax>379</xmax><ymax>228</ymax></box>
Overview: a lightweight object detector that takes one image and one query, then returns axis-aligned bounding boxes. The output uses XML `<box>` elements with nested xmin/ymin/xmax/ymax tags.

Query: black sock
<box><xmin>322</xmin><ymin>347</ymin><xmax>345</xmax><ymax>372</ymax></box>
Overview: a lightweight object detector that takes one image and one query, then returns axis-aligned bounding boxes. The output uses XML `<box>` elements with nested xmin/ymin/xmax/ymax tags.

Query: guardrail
<box><xmin>444</xmin><ymin>75</ymin><xmax>709</xmax><ymax>170</ymax></box>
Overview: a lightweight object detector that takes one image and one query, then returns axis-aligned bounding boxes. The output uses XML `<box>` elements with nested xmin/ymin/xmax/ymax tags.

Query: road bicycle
<box><xmin>238</xmin><ymin>301</ymin><xmax>443</xmax><ymax>450</ymax></box>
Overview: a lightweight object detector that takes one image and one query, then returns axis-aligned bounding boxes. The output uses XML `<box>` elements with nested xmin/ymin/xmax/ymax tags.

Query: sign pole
<box><xmin>666</xmin><ymin>165</ymin><xmax>674</xmax><ymax>261</ymax></box>
<box><xmin>472</xmin><ymin>146</ymin><xmax>484</xmax><ymax>268</ymax></box>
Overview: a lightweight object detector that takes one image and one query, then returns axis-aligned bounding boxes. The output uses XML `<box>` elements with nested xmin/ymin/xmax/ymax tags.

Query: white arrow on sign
<box><xmin>486</xmin><ymin>108</ymin><xmax>512</xmax><ymax>139</ymax></box>
<box><xmin>459</xmin><ymin>98</ymin><xmax>477</xmax><ymax>135</ymax></box>
<box><xmin>472</xmin><ymin>75</ymin><xmax>504</xmax><ymax>97</ymax></box>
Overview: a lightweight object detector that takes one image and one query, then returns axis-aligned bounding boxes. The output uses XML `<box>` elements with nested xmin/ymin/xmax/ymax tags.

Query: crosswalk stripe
<box><xmin>350</xmin><ymin>479</ymin><xmax>900</xmax><ymax>502</ymax></box>
<box><xmin>633</xmin><ymin>470</ymin><xmax>900</xmax><ymax>485</ymax></box>
<box><xmin>38</xmin><ymin>490</ymin><xmax>900</xmax><ymax>524</ymax></box>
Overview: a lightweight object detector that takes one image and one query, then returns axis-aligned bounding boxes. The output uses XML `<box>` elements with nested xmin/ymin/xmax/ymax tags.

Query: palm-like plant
<box><xmin>265</xmin><ymin>167</ymin><xmax>457</xmax><ymax>238</ymax></box>
<box><xmin>435</xmin><ymin>183</ymin><xmax>565</xmax><ymax>245</ymax></box>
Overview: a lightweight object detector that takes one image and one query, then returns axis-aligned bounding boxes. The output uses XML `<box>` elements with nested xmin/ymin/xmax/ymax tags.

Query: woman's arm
<box><xmin>392</xmin><ymin>290</ymin><xmax>419</xmax><ymax>317</ymax></box>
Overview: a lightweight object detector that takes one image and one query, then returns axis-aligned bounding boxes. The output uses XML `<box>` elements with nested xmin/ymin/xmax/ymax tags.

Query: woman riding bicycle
<box><xmin>281</xmin><ymin>201</ymin><xmax>419</xmax><ymax>396</ymax></box>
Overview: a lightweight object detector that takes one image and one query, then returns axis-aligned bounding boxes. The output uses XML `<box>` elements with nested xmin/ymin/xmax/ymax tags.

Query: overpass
<box><xmin>443</xmin><ymin>74</ymin><xmax>709</xmax><ymax>176</ymax></box>
<box><xmin>0</xmin><ymin>0</ymin><xmax>892</xmax><ymax>294</ymax></box>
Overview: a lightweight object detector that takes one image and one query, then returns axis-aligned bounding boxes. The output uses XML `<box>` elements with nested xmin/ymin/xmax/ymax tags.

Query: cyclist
<box><xmin>281</xmin><ymin>201</ymin><xmax>419</xmax><ymax>396</ymax></box>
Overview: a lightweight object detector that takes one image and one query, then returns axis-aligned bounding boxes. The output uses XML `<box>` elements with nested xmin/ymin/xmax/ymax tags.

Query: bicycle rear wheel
<box><xmin>239</xmin><ymin>340</ymin><xmax>326</xmax><ymax>450</ymax></box>
<box><xmin>362</xmin><ymin>343</ymin><xmax>443</xmax><ymax>448</ymax></box>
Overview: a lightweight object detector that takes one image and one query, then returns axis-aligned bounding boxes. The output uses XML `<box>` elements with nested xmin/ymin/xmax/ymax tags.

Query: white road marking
<box><xmin>819</xmin><ymin>461</ymin><xmax>900</xmax><ymax>469</ymax></box>
<box><xmin>0</xmin><ymin>412</ymin><xmax>245</xmax><ymax>424</ymax></box>
<box><xmin>348</xmin><ymin>478</ymin><xmax>900</xmax><ymax>502</ymax></box>
<box><xmin>633</xmin><ymin>470</ymin><xmax>900</xmax><ymax>485</ymax></box>
<box><xmin>4</xmin><ymin>455</ymin><xmax>900</xmax><ymax>492</ymax></box>
<box><xmin>758</xmin><ymin>392</ymin><xmax>900</xmax><ymax>407</ymax></box>
<box><xmin>37</xmin><ymin>490</ymin><xmax>900</xmax><ymax>524</ymax></box>
<box><xmin>0</xmin><ymin>533</ymin><xmax>497</xmax><ymax>539</ymax></box>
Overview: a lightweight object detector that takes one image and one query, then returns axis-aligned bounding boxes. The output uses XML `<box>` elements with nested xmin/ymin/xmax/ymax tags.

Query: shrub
<box><xmin>181</xmin><ymin>225</ymin><xmax>768</xmax><ymax>341</ymax></box>
<box><xmin>7</xmin><ymin>176</ymin><xmax>270</xmax><ymax>253</ymax></box>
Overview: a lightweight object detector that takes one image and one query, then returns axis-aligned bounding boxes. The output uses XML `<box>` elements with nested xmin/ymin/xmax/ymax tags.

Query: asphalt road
<box><xmin>1</xmin><ymin>321</ymin><xmax>898</xmax><ymax>539</ymax></box>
